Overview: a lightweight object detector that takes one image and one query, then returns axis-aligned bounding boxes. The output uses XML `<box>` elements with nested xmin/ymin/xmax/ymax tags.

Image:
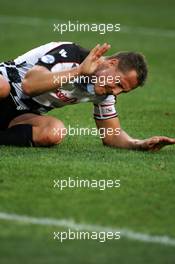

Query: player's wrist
<box><xmin>131</xmin><ymin>139</ymin><xmax>147</xmax><ymax>151</ymax></box>
<box><xmin>78</xmin><ymin>62</ymin><xmax>94</xmax><ymax>76</ymax></box>
<box><xmin>78</xmin><ymin>64</ymin><xmax>85</xmax><ymax>75</ymax></box>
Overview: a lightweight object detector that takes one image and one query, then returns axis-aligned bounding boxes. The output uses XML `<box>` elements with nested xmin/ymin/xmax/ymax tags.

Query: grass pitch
<box><xmin>0</xmin><ymin>0</ymin><xmax>175</xmax><ymax>263</ymax></box>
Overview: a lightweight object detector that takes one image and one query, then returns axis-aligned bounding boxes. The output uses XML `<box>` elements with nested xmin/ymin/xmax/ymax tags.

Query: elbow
<box><xmin>22</xmin><ymin>67</ymin><xmax>39</xmax><ymax>96</ymax></box>
<box><xmin>102</xmin><ymin>137</ymin><xmax>114</xmax><ymax>147</ymax></box>
<box><xmin>22</xmin><ymin>78</ymin><xmax>34</xmax><ymax>96</ymax></box>
<box><xmin>22</xmin><ymin>66</ymin><xmax>49</xmax><ymax>96</ymax></box>
<box><xmin>0</xmin><ymin>76</ymin><xmax>11</xmax><ymax>98</ymax></box>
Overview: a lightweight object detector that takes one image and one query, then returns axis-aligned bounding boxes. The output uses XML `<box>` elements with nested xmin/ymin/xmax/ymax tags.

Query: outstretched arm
<box><xmin>95</xmin><ymin>117</ymin><xmax>175</xmax><ymax>151</ymax></box>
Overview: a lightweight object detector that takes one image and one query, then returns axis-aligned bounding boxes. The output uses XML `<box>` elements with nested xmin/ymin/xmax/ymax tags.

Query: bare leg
<box><xmin>9</xmin><ymin>113</ymin><xmax>67</xmax><ymax>147</ymax></box>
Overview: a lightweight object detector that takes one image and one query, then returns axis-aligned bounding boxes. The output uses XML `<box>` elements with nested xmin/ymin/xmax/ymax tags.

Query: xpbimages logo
<box><xmin>53</xmin><ymin>177</ymin><xmax>121</xmax><ymax>191</ymax></box>
<box><xmin>53</xmin><ymin>230</ymin><xmax>120</xmax><ymax>243</ymax></box>
<box><xmin>53</xmin><ymin>73</ymin><xmax>121</xmax><ymax>87</ymax></box>
<box><xmin>53</xmin><ymin>21</ymin><xmax>120</xmax><ymax>35</ymax></box>
<box><xmin>52</xmin><ymin>125</ymin><xmax>121</xmax><ymax>139</ymax></box>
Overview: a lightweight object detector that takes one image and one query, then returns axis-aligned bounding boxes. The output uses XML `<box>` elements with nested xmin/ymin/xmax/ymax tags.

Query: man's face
<box><xmin>94</xmin><ymin>59</ymin><xmax>138</xmax><ymax>96</ymax></box>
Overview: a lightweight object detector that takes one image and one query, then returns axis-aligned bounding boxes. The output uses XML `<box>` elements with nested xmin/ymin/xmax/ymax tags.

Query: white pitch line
<box><xmin>122</xmin><ymin>25</ymin><xmax>175</xmax><ymax>38</ymax></box>
<box><xmin>0</xmin><ymin>15</ymin><xmax>175</xmax><ymax>38</ymax></box>
<box><xmin>0</xmin><ymin>212</ymin><xmax>175</xmax><ymax>247</ymax></box>
<box><xmin>0</xmin><ymin>15</ymin><xmax>50</xmax><ymax>26</ymax></box>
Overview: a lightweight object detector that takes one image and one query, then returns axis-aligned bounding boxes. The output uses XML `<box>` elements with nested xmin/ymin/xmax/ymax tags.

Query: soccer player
<box><xmin>0</xmin><ymin>42</ymin><xmax>174</xmax><ymax>150</ymax></box>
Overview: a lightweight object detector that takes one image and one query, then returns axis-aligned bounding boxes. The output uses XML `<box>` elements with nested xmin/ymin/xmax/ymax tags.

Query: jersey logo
<box><xmin>41</xmin><ymin>55</ymin><xmax>55</xmax><ymax>64</ymax></box>
<box><xmin>59</xmin><ymin>49</ymin><xmax>67</xmax><ymax>58</ymax></box>
<box><xmin>56</xmin><ymin>90</ymin><xmax>77</xmax><ymax>103</ymax></box>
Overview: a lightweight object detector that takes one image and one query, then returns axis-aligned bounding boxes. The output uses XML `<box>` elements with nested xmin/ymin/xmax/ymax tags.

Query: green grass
<box><xmin>0</xmin><ymin>0</ymin><xmax>175</xmax><ymax>263</ymax></box>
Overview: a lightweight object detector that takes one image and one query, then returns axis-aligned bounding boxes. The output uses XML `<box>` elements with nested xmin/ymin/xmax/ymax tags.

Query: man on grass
<box><xmin>0</xmin><ymin>41</ymin><xmax>174</xmax><ymax>150</ymax></box>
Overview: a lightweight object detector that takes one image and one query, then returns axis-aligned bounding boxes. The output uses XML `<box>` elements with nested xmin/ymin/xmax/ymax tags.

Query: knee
<box><xmin>48</xmin><ymin>119</ymin><xmax>67</xmax><ymax>145</ymax></box>
<box><xmin>34</xmin><ymin>118</ymin><xmax>67</xmax><ymax>147</ymax></box>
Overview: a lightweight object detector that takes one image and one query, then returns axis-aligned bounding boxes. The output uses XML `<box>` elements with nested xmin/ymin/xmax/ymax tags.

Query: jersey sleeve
<box><xmin>93</xmin><ymin>95</ymin><xmax>118</xmax><ymax>120</ymax></box>
<box><xmin>36</xmin><ymin>43</ymin><xmax>89</xmax><ymax>71</ymax></box>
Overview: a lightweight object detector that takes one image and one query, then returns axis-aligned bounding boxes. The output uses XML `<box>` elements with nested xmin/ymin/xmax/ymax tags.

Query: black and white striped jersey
<box><xmin>0</xmin><ymin>42</ymin><xmax>118</xmax><ymax>120</ymax></box>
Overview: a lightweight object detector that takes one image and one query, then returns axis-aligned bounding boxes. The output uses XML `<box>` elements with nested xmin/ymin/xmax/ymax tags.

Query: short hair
<box><xmin>107</xmin><ymin>52</ymin><xmax>148</xmax><ymax>87</ymax></box>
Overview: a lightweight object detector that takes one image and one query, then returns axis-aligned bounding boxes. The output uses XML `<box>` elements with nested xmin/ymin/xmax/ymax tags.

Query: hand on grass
<box><xmin>141</xmin><ymin>136</ymin><xmax>175</xmax><ymax>151</ymax></box>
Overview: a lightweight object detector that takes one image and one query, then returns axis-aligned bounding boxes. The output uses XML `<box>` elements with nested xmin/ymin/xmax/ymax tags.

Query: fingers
<box><xmin>91</xmin><ymin>43</ymin><xmax>111</xmax><ymax>59</ymax></box>
<box><xmin>156</xmin><ymin>137</ymin><xmax>175</xmax><ymax>145</ymax></box>
<box><xmin>147</xmin><ymin>136</ymin><xmax>175</xmax><ymax>151</ymax></box>
<box><xmin>150</xmin><ymin>136</ymin><xmax>175</xmax><ymax>145</ymax></box>
<box><xmin>90</xmin><ymin>44</ymin><xmax>100</xmax><ymax>55</ymax></box>
<box><xmin>95</xmin><ymin>43</ymin><xmax>111</xmax><ymax>58</ymax></box>
<box><xmin>160</xmin><ymin>137</ymin><xmax>175</xmax><ymax>144</ymax></box>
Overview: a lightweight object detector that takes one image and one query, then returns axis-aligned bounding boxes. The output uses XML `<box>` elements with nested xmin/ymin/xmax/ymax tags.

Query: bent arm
<box><xmin>22</xmin><ymin>65</ymin><xmax>81</xmax><ymax>96</ymax></box>
<box><xmin>22</xmin><ymin>43</ymin><xmax>110</xmax><ymax>96</ymax></box>
<box><xmin>95</xmin><ymin>117</ymin><xmax>175</xmax><ymax>151</ymax></box>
